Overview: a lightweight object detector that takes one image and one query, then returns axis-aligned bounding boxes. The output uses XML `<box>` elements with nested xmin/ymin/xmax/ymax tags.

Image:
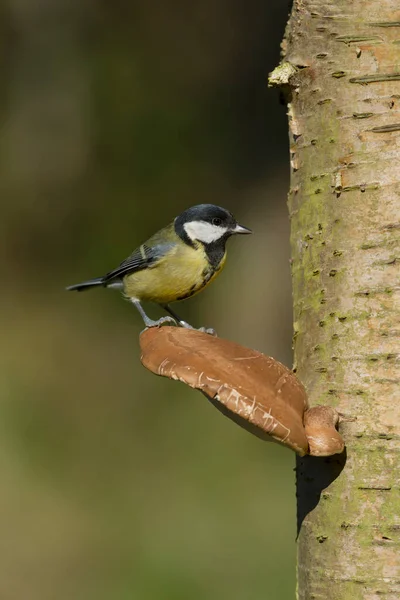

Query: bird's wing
<box><xmin>103</xmin><ymin>242</ymin><xmax>175</xmax><ymax>282</ymax></box>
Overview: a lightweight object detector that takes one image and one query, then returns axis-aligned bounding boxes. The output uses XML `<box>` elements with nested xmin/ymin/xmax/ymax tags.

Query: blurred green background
<box><xmin>0</xmin><ymin>0</ymin><xmax>296</xmax><ymax>598</ymax></box>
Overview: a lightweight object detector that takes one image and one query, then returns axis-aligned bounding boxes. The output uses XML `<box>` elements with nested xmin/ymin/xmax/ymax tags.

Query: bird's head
<box><xmin>175</xmin><ymin>204</ymin><xmax>252</xmax><ymax>246</ymax></box>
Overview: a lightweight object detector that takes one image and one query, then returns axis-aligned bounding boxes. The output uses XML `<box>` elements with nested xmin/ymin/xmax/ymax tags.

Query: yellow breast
<box><xmin>123</xmin><ymin>244</ymin><xmax>226</xmax><ymax>304</ymax></box>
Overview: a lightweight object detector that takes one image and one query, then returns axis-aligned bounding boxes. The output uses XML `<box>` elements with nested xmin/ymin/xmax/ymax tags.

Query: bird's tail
<box><xmin>66</xmin><ymin>277</ymin><xmax>104</xmax><ymax>292</ymax></box>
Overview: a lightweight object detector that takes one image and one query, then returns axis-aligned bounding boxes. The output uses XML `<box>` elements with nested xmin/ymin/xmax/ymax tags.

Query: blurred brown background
<box><xmin>0</xmin><ymin>0</ymin><xmax>295</xmax><ymax>598</ymax></box>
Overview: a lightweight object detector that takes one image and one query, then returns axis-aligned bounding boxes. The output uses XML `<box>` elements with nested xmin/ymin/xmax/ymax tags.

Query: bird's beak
<box><xmin>233</xmin><ymin>223</ymin><xmax>252</xmax><ymax>235</ymax></box>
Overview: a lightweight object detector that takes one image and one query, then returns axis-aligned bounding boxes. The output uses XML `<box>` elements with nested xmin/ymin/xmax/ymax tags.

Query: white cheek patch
<box><xmin>184</xmin><ymin>220</ymin><xmax>228</xmax><ymax>244</ymax></box>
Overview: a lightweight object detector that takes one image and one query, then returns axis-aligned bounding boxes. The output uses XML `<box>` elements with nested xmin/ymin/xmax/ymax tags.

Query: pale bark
<box><xmin>270</xmin><ymin>1</ymin><xmax>400</xmax><ymax>598</ymax></box>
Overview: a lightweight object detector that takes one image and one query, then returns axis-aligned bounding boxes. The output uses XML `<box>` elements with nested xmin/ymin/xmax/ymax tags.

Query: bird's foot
<box><xmin>198</xmin><ymin>326</ymin><xmax>217</xmax><ymax>336</ymax></box>
<box><xmin>180</xmin><ymin>321</ymin><xmax>217</xmax><ymax>337</ymax></box>
<box><xmin>160</xmin><ymin>304</ymin><xmax>216</xmax><ymax>336</ymax></box>
<box><xmin>142</xmin><ymin>316</ymin><xmax>177</xmax><ymax>330</ymax></box>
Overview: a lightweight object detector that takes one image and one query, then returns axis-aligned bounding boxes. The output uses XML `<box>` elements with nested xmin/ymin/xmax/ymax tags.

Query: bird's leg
<box><xmin>161</xmin><ymin>304</ymin><xmax>192</xmax><ymax>328</ymax></box>
<box><xmin>162</xmin><ymin>305</ymin><xmax>217</xmax><ymax>336</ymax></box>
<box><xmin>131</xmin><ymin>299</ymin><xmax>176</xmax><ymax>329</ymax></box>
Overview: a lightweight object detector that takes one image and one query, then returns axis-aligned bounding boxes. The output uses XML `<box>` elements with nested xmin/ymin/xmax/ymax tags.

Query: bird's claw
<box><xmin>171</xmin><ymin>319</ymin><xmax>217</xmax><ymax>336</ymax></box>
<box><xmin>198</xmin><ymin>326</ymin><xmax>217</xmax><ymax>336</ymax></box>
<box><xmin>143</xmin><ymin>316</ymin><xmax>177</xmax><ymax>331</ymax></box>
<box><xmin>142</xmin><ymin>317</ymin><xmax>216</xmax><ymax>336</ymax></box>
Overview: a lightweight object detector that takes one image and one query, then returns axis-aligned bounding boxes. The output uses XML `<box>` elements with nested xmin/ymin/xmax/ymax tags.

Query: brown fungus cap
<box><xmin>304</xmin><ymin>405</ymin><xmax>345</xmax><ymax>457</ymax></box>
<box><xmin>140</xmin><ymin>327</ymin><xmax>311</xmax><ymax>455</ymax></box>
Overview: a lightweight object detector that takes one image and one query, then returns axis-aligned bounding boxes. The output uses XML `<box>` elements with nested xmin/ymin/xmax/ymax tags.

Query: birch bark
<box><xmin>270</xmin><ymin>1</ymin><xmax>400</xmax><ymax>598</ymax></box>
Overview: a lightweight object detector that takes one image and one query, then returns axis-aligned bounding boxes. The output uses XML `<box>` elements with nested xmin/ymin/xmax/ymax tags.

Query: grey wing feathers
<box><xmin>103</xmin><ymin>242</ymin><xmax>175</xmax><ymax>283</ymax></box>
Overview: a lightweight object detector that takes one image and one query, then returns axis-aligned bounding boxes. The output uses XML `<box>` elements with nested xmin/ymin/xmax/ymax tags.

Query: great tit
<box><xmin>67</xmin><ymin>204</ymin><xmax>252</xmax><ymax>330</ymax></box>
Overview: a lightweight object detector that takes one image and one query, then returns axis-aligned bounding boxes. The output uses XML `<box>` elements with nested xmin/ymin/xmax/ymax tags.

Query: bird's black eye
<box><xmin>212</xmin><ymin>217</ymin><xmax>222</xmax><ymax>226</ymax></box>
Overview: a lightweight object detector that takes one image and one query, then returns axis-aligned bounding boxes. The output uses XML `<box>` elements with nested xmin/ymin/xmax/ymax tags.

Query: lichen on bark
<box><xmin>272</xmin><ymin>0</ymin><xmax>400</xmax><ymax>598</ymax></box>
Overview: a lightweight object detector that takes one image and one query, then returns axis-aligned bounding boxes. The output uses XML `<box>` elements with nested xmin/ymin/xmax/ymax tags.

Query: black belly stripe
<box><xmin>176</xmin><ymin>283</ymin><xmax>198</xmax><ymax>301</ymax></box>
<box><xmin>176</xmin><ymin>272</ymin><xmax>214</xmax><ymax>301</ymax></box>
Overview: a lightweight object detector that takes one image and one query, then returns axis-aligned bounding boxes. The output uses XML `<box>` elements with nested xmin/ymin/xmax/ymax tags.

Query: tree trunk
<box><xmin>270</xmin><ymin>1</ymin><xmax>400</xmax><ymax>598</ymax></box>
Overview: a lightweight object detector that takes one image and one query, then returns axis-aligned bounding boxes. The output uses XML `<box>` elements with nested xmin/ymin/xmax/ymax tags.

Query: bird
<box><xmin>66</xmin><ymin>204</ymin><xmax>252</xmax><ymax>332</ymax></box>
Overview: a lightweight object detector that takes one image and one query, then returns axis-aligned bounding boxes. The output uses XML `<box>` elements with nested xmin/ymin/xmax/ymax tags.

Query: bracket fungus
<box><xmin>140</xmin><ymin>327</ymin><xmax>344</xmax><ymax>457</ymax></box>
